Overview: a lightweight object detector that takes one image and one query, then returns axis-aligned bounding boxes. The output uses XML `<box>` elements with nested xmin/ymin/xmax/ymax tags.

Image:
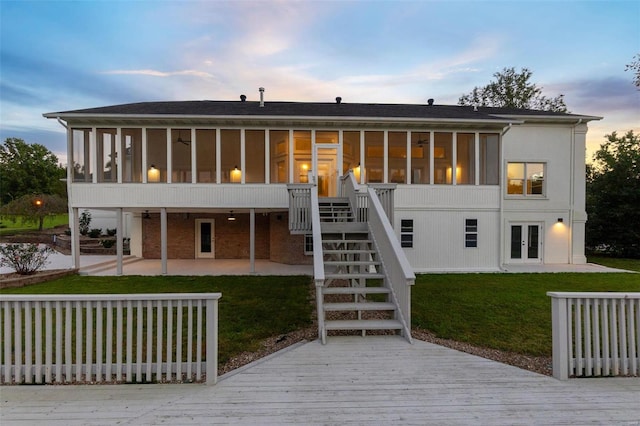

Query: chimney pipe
<box><xmin>259</xmin><ymin>87</ymin><xmax>265</xmax><ymax>107</ymax></box>
<box><xmin>240</xmin><ymin>94</ymin><xmax>247</xmax><ymax>102</ymax></box>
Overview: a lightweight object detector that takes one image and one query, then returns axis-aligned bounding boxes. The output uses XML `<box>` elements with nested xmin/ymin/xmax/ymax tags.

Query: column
<box><xmin>116</xmin><ymin>208</ymin><xmax>123</xmax><ymax>275</ymax></box>
<box><xmin>161</xmin><ymin>208</ymin><xmax>168</xmax><ymax>275</ymax></box>
<box><xmin>250</xmin><ymin>208</ymin><xmax>255</xmax><ymax>274</ymax></box>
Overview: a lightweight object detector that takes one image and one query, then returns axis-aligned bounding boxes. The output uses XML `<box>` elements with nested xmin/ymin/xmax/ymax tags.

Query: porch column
<box><xmin>71</xmin><ymin>207</ymin><xmax>80</xmax><ymax>270</ymax></box>
<box><xmin>250</xmin><ymin>208</ymin><xmax>255</xmax><ymax>274</ymax></box>
<box><xmin>116</xmin><ymin>208</ymin><xmax>123</xmax><ymax>275</ymax></box>
<box><xmin>161</xmin><ymin>208</ymin><xmax>168</xmax><ymax>275</ymax></box>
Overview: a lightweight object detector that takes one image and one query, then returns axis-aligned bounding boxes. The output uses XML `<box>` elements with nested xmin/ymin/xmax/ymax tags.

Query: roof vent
<box><xmin>427</xmin><ymin>98</ymin><xmax>434</xmax><ymax>106</ymax></box>
<box><xmin>259</xmin><ymin>87</ymin><xmax>265</xmax><ymax>107</ymax></box>
<box><xmin>240</xmin><ymin>94</ymin><xmax>247</xmax><ymax>102</ymax></box>
<box><xmin>336</xmin><ymin>97</ymin><xmax>342</xmax><ymax>104</ymax></box>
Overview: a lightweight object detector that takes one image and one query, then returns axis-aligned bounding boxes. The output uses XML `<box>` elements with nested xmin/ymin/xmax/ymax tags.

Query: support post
<box><xmin>550</xmin><ymin>294</ymin><xmax>570</xmax><ymax>380</ymax></box>
<box><xmin>205</xmin><ymin>298</ymin><xmax>218</xmax><ymax>385</ymax></box>
<box><xmin>116</xmin><ymin>208</ymin><xmax>123</xmax><ymax>275</ymax></box>
<box><xmin>72</xmin><ymin>207</ymin><xmax>80</xmax><ymax>270</ymax></box>
<box><xmin>250</xmin><ymin>208</ymin><xmax>255</xmax><ymax>274</ymax></box>
<box><xmin>160</xmin><ymin>208</ymin><xmax>168</xmax><ymax>275</ymax></box>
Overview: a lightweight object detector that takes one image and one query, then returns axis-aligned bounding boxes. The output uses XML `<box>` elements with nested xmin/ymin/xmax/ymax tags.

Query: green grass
<box><xmin>588</xmin><ymin>255</ymin><xmax>640</xmax><ymax>272</ymax></box>
<box><xmin>412</xmin><ymin>272</ymin><xmax>640</xmax><ymax>357</ymax></box>
<box><xmin>0</xmin><ymin>214</ymin><xmax>69</xmax><ymax>235</ymax></box>
<box><xmin>1</xmin><ymin>275</ymin><xmax>314</xmax><ymax>365</ymax></box>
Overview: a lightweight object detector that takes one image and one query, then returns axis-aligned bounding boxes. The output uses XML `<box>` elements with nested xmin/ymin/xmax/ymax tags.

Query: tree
<box><xmin>586</xmin><ymin>131</ymin><xmax>640</xmax><ymax>258</ymax></box>
<box><xmin>0</xmin><ymin>193</ymin><xmax>68</xmax><ymax>231</ymax></box>
<box><xmin>458</xmin><ymin>67</ymin><xmax>568</xmax><ymax>112</ymax></box>
<box><xmin>625</xmin><ymin>53</ymin><xmax>640</xmax><ymax>88</ymax></box>
<box><xmin>0</xmin><ymin>138</ymin><xmax>66</xmax><ymax>205</ymax></box>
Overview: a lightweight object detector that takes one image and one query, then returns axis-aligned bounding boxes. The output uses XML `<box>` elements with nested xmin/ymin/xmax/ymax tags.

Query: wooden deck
<box><xmin>1</xmin><ymin>336</ymin><xmax>639</xmax><ymax>425</ymax></box>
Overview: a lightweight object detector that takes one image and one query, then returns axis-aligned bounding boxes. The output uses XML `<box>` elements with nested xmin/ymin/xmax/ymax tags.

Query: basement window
<box><xmin>400</xmin><ymin>219</ymin><xmax>414</xmax><ymax>248</ymax></box>
<box><xmin>465</xmin><ymin>219</ymin><xmax>478</xmax><ymax>248</ymax></box>
<box><xmin>304</xmin><ymin>235</ymin><xmax>313</xmax><ymax>255</ymax></box>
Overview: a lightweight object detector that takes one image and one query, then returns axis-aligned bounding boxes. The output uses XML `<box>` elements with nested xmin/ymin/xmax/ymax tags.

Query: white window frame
<box><xmin>506</xmin><ymin>162</ymin><xmax>546</xmax><ymax>197</ymax></box>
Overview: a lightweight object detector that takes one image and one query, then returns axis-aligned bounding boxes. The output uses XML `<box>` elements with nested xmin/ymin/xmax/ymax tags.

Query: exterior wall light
<box><xmin>230</xmin><ymin>165</ymin><xmax>242</xmax><ymax>183</ymax></box>
<box><xmin>147</xmin><ymin>165</ymin><xmax>160</xmax><ymax>182</ymax></box>
<box><xmin>353</xmin><ymin>163</ymin><xmax>361</xmax><ymax>182</ymax></box>
<box><xmin>557</xmin><ymin>218</ymin><xmax>564</xmax><ymax>223</ymax></box>
<box><xmin>227</xmin><ymin>211</ymin><xmax>236</xmax><ymax>221</ymax></box>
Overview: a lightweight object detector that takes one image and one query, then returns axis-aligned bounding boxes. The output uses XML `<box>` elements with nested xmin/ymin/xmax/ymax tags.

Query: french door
<box><xmin>195</xmin><ymin>219</ymin><xmax>215</xmax><ymax>258</ymax></box>
<box><xmin>313</xmin><ymin>145</ymin><xmax>339</xmax><ymax>197</ymax></box>
<box><xmin>509</xmin><ymin>223</ymin><xmax>542</xmax><ymax>263</ymax></box>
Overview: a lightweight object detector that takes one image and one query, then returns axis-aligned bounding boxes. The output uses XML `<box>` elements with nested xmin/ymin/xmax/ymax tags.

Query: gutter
<box><xmin>498</xmin><ymin>123</ymin><xmax>513</xmax><ymax>271</ymax></box>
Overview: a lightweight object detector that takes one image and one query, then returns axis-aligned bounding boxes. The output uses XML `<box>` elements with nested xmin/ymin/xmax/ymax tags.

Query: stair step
<box><xmin>323</xmin><ymin>287</ymin><xmax>389</xmax><ymax>295</ymax></box>
<box><xmin>324</xmin><ymin>249</ymin><xmax>377</xmax><ymax>254</ymax></box>
<box><xmin>322</xmin><ymin>239</ymin><xmax>372</xmax><ymax>244</ymax></box>
<box><xmin>325</xmin><ymin>319</ymin><xmax>403</xmax><ymax>331</ymax></box>
<box><xmin>321</xmin><ymin>223</ymin><xmax>368</xmax><ymax>233</ymax></box>
<box><xmin>325</xmin><ymin>273</ymin><xmax>384</xmax><ymax>279</ymax></box>
<box><xmin>324</xmin><ymin>261</ymin><xmax>380</xmax><ymax>266</ymax></box>
<box><xmin>323</xmin><ymin>302</ymin><xmax>396</xmax><ymax>312</ymax></box>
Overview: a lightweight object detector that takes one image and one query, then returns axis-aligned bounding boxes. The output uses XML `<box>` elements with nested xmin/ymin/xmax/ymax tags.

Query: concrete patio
<box><xmin>1</xmin><ymin>336</ymin><xmax>638</xmax><ymax>425</ymax></box>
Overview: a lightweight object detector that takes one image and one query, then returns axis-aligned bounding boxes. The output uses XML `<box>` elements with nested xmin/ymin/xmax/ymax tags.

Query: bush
<box><xmin>79</xmin><ymin>210</ymin><xmax>91</xmax><ymax>236</ymax></box>
<box><xmin>88</xmin><ymin>228</ymin><xmax>102</xmax><ymax>238</ymax></box>
<box><xmin>106</xmin><ymin>228</ymin><xmax>117</xmax><ymax>236</ymax></box>
<box><xmin>0</xmin><ymin>243</ymin><xmax>54</xmax><ymax>275</ymax></box>
<box><xmin>100</xmin><ymin>239</ymin><xmax>115</xmax><ymax>248</ymax></box>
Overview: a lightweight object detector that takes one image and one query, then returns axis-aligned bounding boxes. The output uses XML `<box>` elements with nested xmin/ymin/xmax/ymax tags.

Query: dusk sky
<box><xmin>1</xmin><ymin>0</ymin><xmax>638</xmax><ymax>166</ymax></box>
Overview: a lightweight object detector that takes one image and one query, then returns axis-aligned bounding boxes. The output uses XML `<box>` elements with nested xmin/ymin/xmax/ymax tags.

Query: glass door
<box><xmin>195</xmin><ymin>219</ymin><xmax>215</xmax><ymax>258</ymax></box>
<box><xmin>314</xmin><ymin>146</ymin><xmax>339</xmax><ymax>197</ymax></box>
<box><xmin>509</xmin><ymin>223</ymin><xmax>542</xmax><ymax>263</ymax></box>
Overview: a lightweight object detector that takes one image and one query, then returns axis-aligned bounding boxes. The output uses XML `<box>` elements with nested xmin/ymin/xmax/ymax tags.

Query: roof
<box><xmin>43</xmin><ymin>100</ymin><xmax>602</xmax><ymax>124</ymax></box>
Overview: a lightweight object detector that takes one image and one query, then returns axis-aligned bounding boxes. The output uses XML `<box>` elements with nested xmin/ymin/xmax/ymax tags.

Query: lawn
<box><xmin>0</xmin><ymin>275</ymin><xmax>314</xmax><ymax>365</ymax></box>
<box><xmin>412</xmin><ymin>272</ymin><xmax>640</xmax><ymax>357</ymax></box>
<box><xmin>0</xmin><ymin>214</ymin><xmax>69</xmax><ymax>235</ymax></box>
<box><xmin>587</xmin><ymin>255</ymin><xmax>640</xmax><ymax>272</ymax></box>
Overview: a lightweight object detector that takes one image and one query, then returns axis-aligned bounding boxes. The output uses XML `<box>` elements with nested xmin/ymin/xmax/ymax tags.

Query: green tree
<box><xmin>0</xmin><ymin>138</ymin><xmax>66</xmax><ymax>205</ymax></box>
<box><xmin>0</xmin><ymin>193</ymin><xmax>68</xmax><ymax>231</ymax></box>
<box><xmin>586</xmin><ymin>131</ymin><xmax>640</xmax><ymax>258</ymax></box>
<box><xmin>625</xmin><ymin>53</ymin><xmax>640</xmax><ymax>88</ymax></box>
<box><xmin>458</xmin><ymin>67</ymin><xmax>568</xmax><ymax>112</ymax></box>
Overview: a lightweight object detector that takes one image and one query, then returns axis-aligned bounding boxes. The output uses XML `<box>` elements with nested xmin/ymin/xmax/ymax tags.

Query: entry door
<box><xmin>195</xmin><ymin>219</ymin><xmax>215</xmax><ymax>258</ymax></box>
<box><xmin>509</xmin><ymin>223</ymin><xmax>542</xmax><ymax>263</ymax></box>
<box><xmin>314</xmin><ymin>145</ymin><xmax>339</xmax><ymax>197</ymax></box>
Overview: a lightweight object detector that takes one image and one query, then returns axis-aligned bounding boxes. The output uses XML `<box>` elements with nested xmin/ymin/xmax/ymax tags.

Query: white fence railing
<box><xmin>1</xmin><ymin>293</ymin><xmax>221</xmax><ymax>385</ymax></box>
<box><xmin>548</xmin><ymin>292</ymin><xmax>639</xmax><ymax>380</ymax></box>
<box><xmin>367</xmin><ymin>187</ymin><xmax>415</xmax><ymax>342</ymax></box>
<box><xmin>287</xmin><ymin>184</ymin><xmax>314</xmax><ymax>233</ymax></box>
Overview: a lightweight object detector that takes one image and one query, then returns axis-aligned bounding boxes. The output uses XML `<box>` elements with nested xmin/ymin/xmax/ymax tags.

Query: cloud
<box><xmin>102</xmin><ymin>69</ymin><xmax>215</xmax><ymax>78</ymax></box>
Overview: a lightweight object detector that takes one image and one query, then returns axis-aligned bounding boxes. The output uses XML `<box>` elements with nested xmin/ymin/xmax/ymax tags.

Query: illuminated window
<box><xmin>507</xmin><ymin>162</ymin><xmax>545</xmax><ymax>196</ymax></box>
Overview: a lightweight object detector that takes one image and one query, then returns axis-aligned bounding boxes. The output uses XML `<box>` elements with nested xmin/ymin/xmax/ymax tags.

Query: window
<box><xmin>456</xmin><ymin>133</ymin><xmax>475</xmax><ymax>184</ymax></box>
<box><xmin>400</xmin><ymin>219</ymin><xmax>413</xmax><ymax>248</ymax></box>
<box><xmin>507</xmin><ymin>162</ymin><xmax>545</xmax><ymax>196</ymax></box>
<box><xmin>480</xmin><ymin>134</ymin><xmax>499</xmax><ymax>185</ymax></box>
<box><xmin>465</xmin><ymin>219</ymin><xmax>478</xmax><ymax>248</ymax></box>
<box><xmin>304</xmin><ymin>235</ymin><xmax>313</xmax><ymax>255</ymax></box>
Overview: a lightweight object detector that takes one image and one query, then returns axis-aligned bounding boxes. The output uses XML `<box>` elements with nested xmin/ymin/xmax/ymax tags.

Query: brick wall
<box><xmin>142</xmin><ymin>213</ymin><xmax>270</xmax><ymax>259</ymax></box>
<box><xmin>269</xmin><ymin>212</ymin><xmax>312</xmax><ymax>265</ymax></box>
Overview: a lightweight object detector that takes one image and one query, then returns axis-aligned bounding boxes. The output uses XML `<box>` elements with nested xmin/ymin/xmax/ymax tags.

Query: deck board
<box><xmin>1</xmin><ymin>336</ymin><xmax>638</xmax><ymax>425</ymax></box>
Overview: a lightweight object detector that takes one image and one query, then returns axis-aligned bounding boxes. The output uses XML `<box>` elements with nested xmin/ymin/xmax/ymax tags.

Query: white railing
<box><xmin>548</xmin><ymin>292</ymin><xmax>639</xmax><ymax>380</ymax></box>
<box><xmin>0</xmin><ymin>293</ymin><xmax>221</xmax><ymax>385</ymax></box>
<box><xmin>309</xmin><ymin>188</ymin><xmax>327</xmax><ymax>343</ymax></box>
<box><xmin>369</xmin><ymin>184</ymin><xmax>396</xmax><ymax>225</ymax></box>
<box><xmin>287</xmin><ymin>184</ymin><xmax>314</xmax><ymax>233</ymax></box>
<box><xmin>367</xmin><ymin>187</ymin><xmax>415</xmax><ymax>342</ymax></box>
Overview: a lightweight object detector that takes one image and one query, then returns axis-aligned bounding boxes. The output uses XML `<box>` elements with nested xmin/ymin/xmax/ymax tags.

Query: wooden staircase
<box><xmin>318</xmin><ymin>198</ymin><xmax>404</xmax><ymax>338</ymax></box>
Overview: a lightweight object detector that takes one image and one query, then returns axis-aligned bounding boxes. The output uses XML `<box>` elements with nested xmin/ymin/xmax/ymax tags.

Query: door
<box><xmin>314</xmin><ymin>146</ymin><xmax>338</xmax><ymax>197</ymax></box>
<box><xmin>509</xmin><ymin>223</ymin><xmax>542</xmax><ymax>263</ymax></box>
<box><xmin>195</xmin><ymin>219</ymin><xmax>215</xmax><ymax>258</ymax></box>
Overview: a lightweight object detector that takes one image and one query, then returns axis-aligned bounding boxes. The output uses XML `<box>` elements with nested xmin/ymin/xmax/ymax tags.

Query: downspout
<box><xmin>569</xmin><ymin>119</ymin><xmax>583</xmax><ymax>264</ymax></box>
<box><xmin>498</xmin><ymin>123</ymin><xmax>513</xmax><ymax>271</ymax></box>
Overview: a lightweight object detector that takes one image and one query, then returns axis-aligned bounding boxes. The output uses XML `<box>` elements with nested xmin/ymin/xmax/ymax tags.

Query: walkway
<box><xmin>1</xmin><ymin>336</ymin><xmax>638</xmax><ymax>425</ymax></box>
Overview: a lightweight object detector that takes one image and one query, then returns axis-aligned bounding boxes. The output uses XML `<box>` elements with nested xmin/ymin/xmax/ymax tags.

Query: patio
<box><xmin>1</xmin><ymin>336</ymin><xmax>638</xmax><ymax>425</ymax></box>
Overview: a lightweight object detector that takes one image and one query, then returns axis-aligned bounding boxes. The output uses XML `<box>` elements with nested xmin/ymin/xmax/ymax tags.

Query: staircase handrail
<box><xmin>367</xmin><ymin>186</ymin><xmax>415</xmax><ymax>342</ymax></box>
<box><xmin>309</xmin><ymin>186</ymin><xmax>326</xmax><ymax>341</ymax></box>
<box><xmin>286</xmin><ymin>184</ymin><xmax>314</xmax><ymax>233</ymax></box>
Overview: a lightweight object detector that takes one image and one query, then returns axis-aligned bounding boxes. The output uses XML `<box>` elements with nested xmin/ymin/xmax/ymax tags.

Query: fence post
<box><xmin>550</xmin><ymin>294</ymin><xmax>569</xmax><ymax>380</ymax></box>
<box><xmin>206</xmin><ymin>298</ymin><xmax>218</xmax><ymax>385</ymax></box>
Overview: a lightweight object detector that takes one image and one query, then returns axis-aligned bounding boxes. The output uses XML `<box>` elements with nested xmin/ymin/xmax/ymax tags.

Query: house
<box><xmin>44</xmin><ymin>92</ymin><xmax>600</xmax><ymax>340</ymax></box>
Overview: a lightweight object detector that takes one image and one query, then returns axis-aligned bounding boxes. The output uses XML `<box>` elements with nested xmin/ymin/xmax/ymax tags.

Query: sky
<box><xmin>1</xmin><ymin>0</ymin><xmax>639</xmax><ymax>166</ymax></box>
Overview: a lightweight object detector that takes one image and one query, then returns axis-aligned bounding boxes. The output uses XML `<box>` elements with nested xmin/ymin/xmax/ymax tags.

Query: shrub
<box><xmin>100</xmin><ymin>239</ymin><xmax>115</xmax><ymax>248</ymax></box>
<box><xmin>0</xmin><ymin>243</ymin><xmax>53</xmax><ymax>275</ymax></box>
<box><xmin>79</xmin><ymin>210</ymin><xmax>91</xmax><ymax>236</ymax></box>
<box><xmin>106</xmin><ymin>228</ymin><xmax>117</xmax><ymax>236</ymax></box>
<box><xmin>88</xmin><ymin>228</ymin><xmax>102</xmax><ymax>238</ymax></box>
